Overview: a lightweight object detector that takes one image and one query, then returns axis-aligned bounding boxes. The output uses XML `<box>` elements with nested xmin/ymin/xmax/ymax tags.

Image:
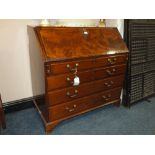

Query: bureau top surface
<box><xmin>34</xmin><ymin>26</ymin><xmax>128</xmax><ymax>62</ymax></box>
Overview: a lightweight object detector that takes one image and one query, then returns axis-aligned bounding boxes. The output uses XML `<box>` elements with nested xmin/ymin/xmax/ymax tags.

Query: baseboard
<box><xmin>2</xmin><ymin>95</ymin><xmax>44</xmax><ymax>113</ymax></box>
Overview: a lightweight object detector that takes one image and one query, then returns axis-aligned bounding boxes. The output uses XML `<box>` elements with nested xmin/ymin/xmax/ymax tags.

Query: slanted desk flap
<box><xmin>34</xmin><ymin>27</ymin><xmax>128</xmax><ymax>61</ymax></box>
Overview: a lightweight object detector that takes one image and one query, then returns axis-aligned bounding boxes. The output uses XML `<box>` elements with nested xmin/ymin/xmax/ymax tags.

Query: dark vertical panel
<box><xmin>123</xmin><ymin>19</ymin><xmax>155</xmax><ymax>106</ymax></box>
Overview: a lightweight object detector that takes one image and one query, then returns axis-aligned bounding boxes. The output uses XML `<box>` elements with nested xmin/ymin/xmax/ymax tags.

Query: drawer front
<box><xmin>49</xmin><ymin>87</ymin><xmax>121</xmax><ymax>121</ymax></box>
<box><xmin>47</xmin><ymin>59</ymin><xmax>94</xmax><ymax>75</ymax></box>
<box><xmin>47</xmin><ymin>75</ymin><xmax>124</xmax><ymax>106</ymax></box>
<box><xmin>95</xmin><ymin>55</ymin><xmax>127</xmax><ymax>68</ymax></box>
<box><xmin>94</xmin><ymin>64</ymin><xmax>126</xmax><ymax>80</ymax></box>
<box><xmin>91</xmin><ymin>87</ymin><xmax>121</xmax><ymax>108</ymax></box>
<box><xmin>49</xmin><ymin>95</ymin><xmax>93</xmax><ymax>121</ymax></box>
<box><xmin>47</xmin><ymin>70</ymin><xmax>94</xmax><ymax>91</ymax></box>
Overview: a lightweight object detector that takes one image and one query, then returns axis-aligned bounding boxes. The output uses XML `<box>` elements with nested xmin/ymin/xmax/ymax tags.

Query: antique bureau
<box><xmin>29</xmin><ymin>26</ymin><xmax>128</xmax><ymax>133</ymax></box>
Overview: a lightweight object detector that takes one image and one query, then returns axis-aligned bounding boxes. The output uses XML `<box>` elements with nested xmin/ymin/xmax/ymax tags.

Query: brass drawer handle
<box><xmin>66</xmin><ymin>63</ymin><xmax>79</xmax><ymax>72</ymax></box>
<box><xmin>66</xmin><ymin>90</ymin><xmax>78</xmax><ymax>98</ymax></box>
<box><xmin>104</xmin><ymin>81</ymin><xmax>114</xmax><ymax>87</ymax></box>
<box><xmin>108</xmin><ymin>58</ymin><xmax>117</xmax><ymax>64</ymax></box>
<box><xmin>102</xmin><ymin>94</ymin><xmax>111</xmax><ymax>101</ymax></box>
<box><xmin>65</xmin><ymin>104</ymin><xmax>77</xmax><ymax>112</ymax></box>
<box><xmin>106</xmin><ymin>68</ymin><xmax>116</xmax><ymax>75</ymax></box>
<box><xmin>66</xmin><ymin>77</ymin><xmax>73</xmax><ymax>84</ymax></box>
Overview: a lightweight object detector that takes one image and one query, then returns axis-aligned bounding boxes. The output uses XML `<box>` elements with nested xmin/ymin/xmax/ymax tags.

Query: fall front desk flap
<box><xmin>34</xmin><ymin>26</ymin><xmax>128</xmax><ymax>61</ymax></box>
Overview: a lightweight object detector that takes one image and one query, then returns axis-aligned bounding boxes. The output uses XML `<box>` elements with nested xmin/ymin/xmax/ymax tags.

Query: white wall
<box><xmin>0</xmin><ymin>19</ymin><xmax>124</xmax><ymax>103</ymax></box>
<box><xmin>51</xmin><ymin>19</ymin><xmax>124</xmax><ymax>37</ymax></box>
<box><xmin>0</xmin><ymin>20</ymin><xmax>38</xmax><ymax>103</ymax></box>
<box><xmin>106</xmin><ymin>19</ymin><xmax>124</xmax><ymax>37</ymax></box>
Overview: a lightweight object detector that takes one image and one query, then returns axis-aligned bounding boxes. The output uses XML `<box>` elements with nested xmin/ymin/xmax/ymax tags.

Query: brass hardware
<box><xmin>66</xmin><ymin>63</ymin><xmax>79</xmax><ymax>72</ymax></box>
<box><xmin>104</xmin><ymin>82</ymin><xmax>110</xmax><ymax>87</ymax></box>
<box><xmin>66</xmin><ymin>90</ymin><xmax>78</xmax><ymax>98</ymax></box>
<box><xmin>110</xmin><ymin>81</ymin><xmax>114</xmax><ymax>84</ymax></box>
<box><xmin>112</xmin><ymin>68</ymin><xmax>116</xmax><ymax>72</ymax></box>
<box><xmin>93</xmin><ymin>94</ymin><xmax>111</xmax><ymax>103</ymax></box>
<box><xmin>65</xmin><ymin>104</ymin><xmax>77</xmax><ymax>112</ymax></box>
<box><xmin>104</xmin><ymin>81</ymin><xmax>114</xmax><ymax>87</ymax></box>
<box><xmin>98</xmin><ymin>19</ymin><xmax>106</xmax><ymax>27</ymax></box>
<box><xmin>66</xmin><ymin>77</ymin><xmax>70</xmax><ymax>81</ymax></box>
<box><xmin>66</xmin><ymin>77</ymin><xmax>73</xmax><ymax>84</ymax></box>
<box><xmin>106</xmin><ymin>70</ymin><xmax>111</xmax><ymax>75</ymax></box>
<box><xmin>102</xmin><ymin>94</ymin><xmax>111</xmax><ymax>101</ymax></box>
<box><xmin>108</xmin><ymin>58</ymin><xmax>117</xmax><ymax>64</ymax></box>
<box><xmin>106</xmin><ymin>68</ymin><xmax>116</xmax><ymax>75</ymax></box>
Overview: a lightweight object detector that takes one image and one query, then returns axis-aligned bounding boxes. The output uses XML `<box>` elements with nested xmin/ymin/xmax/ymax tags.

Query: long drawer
<box><xmin>46</xmin><ymin>64</ymin><xmax>126</xmax><ymax>91</ymax></box>
<box><xmin>49</xmin><ymin>87</ymin><xmax>122</xmax><ymax>121</ymax></box>
<box><xmin>45</xmin><ymin>54</ymin><xmax>127</xmax><ymax>75</ymax></box>
<box><xmin>46</xmin><ymin>70</ymin><xmax>94</xmax><ymax>91</ymax></box>
<box><xmin>47</xmin><ymin>75</ymin><xmax>124</xmax><ymax>106</ymax></box>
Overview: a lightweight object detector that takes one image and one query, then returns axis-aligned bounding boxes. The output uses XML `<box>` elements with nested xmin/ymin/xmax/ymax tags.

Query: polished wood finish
<box><xmin>47</xmin><ymin>64</ymin><xmax>126</xmax><ymax>91</ymax></box>
<box><xmin>47</xmin><ymin>75</ymin><xmax>124</xmax><ymax>106</ymax></box>
<box><xmin>35</xmin><ymin>27</ymin><xmax>128</xmax><ymax>61</ymax></box>
<box><xmin>32</xmin><ymin>26</ymin><xmax>128</xmax><ymax>133</ymax></box>
<box><xmin>0</xmin><ymin>95</ymin><xmax>6</xmax><ymax>129</ymax></box>
<box><xmin>94</xmin><ymin>64</ymin><xmax>126</xmax><ymax>80</ymax></box>
<box><xmin>95</xmin><ymin>55</ymin><xmax>127</xmax><ymax>68</ymax></box>
<box><xmin>47</xmin><ymin>59</ymin><xmax>94</xmax><ymax>75</ymax></box>
<box><xmin>49</xmin><ymin>87</ymin><xmax>122</xmax><ymax>121</ymax></box>
<box><xmin>47</xmin><ymin>70</ymin><xmax>94</xmax><ymax>91</ymax></box>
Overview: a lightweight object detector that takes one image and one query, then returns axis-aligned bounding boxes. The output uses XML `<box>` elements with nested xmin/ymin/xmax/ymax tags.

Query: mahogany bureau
<box><xmin>30</xmin><ymin>26</ymin><xmax>128</xmax><ymax>133</ymax></box>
